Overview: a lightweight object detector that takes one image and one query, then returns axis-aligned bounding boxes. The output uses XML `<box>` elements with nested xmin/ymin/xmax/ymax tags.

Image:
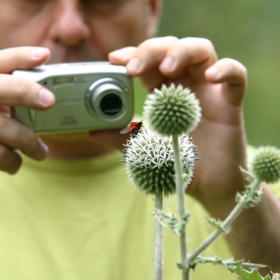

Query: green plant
<box><xmin>122</xmin><ymin>84</ymin><xmax>280</xmax><ymax>280</ymax></box>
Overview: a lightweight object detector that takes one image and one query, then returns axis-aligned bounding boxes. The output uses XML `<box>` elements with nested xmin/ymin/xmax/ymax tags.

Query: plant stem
<box><xmin>172</xmin><ymin>134</ymin><xmax>189</xmax><ymax>280</ymax></box>
<box><xmin>154</xmin><ymin>191</ymin><xmax>163</xmax><ymax>280</ymax></box>
<box><xmin>189</xmin><ymin>256</ymin><xmax>267</xmax><ymax>269</ymax></box>
<box><xmin>187</xmin><ymin>179</ymin><xmax>261</xmax><ymax>264</ymax></box>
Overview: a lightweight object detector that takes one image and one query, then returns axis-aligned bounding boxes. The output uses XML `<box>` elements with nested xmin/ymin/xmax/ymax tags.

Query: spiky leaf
<box><xmin>228</xmin><ymin>267</ymin><xmax>271</xmax><ymax>280</ymax></box>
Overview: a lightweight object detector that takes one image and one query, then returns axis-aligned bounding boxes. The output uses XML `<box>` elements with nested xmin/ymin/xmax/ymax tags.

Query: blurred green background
<box><xmin>135</xmin><ymin>0</ymin><xmax>280</xmax><ymax>147</ymax></box>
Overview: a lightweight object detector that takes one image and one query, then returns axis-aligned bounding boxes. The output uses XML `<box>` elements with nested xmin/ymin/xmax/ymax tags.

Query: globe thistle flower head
<box><xmin>249</xmin><ymin>146</ymin><xmax>280</xmax><ymax>184</ymax></box>
<box><xmin>122</xmin><ymin>129</ymin><xmax>197</xmax><ymax>196</ymax></box>
<box><xmin>143</xmin><ymin>83</ymin><xmax>201</xmax><ymax>136</ymax></box>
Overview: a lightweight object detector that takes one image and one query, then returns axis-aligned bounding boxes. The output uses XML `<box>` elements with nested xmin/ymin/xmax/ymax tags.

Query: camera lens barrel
<box><xmin>86</xmin><ymin>77</ymin><xmax>128</xmax><ymax>121</ymax></box>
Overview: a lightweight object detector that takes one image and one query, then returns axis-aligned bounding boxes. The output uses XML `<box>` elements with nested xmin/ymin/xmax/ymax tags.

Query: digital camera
<box><xmin>13</xmin><ymin>62</ymin><xmax>134</xmax><ymax>134</ymax></box>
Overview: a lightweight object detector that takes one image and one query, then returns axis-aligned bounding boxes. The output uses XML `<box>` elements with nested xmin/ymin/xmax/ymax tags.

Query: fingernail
<box><xmin>206</xmin><ymin>67</ymin><xmax>220</xmax><ymax>78</ymax></box>
<box><xmin>37</xmin><ymin>139</ymin><xmax>49</xmax><ymax>160</ymax></box>
<box><xmin>110</xmin><ymin>50</ymin><xmax>127</xmax><ymax>59</ymax></box>
<box><xmin>32</xmin><ymin>48</ymin><xmax>48</xmax><ymax>59</ymax></box>
<box><xmin>161</xmin><ymin>56</ymin><xmax>176</xmax><ymax>71</ymax></box>
<box><xmin>127</xmin><ymin>57</ymin><xmax>142</xmax><ymax>73</ymax></box>
<box><xmin>39</xmin><ymin>88</ymin><xmax>54</xmax><ymax>106</ymax></box>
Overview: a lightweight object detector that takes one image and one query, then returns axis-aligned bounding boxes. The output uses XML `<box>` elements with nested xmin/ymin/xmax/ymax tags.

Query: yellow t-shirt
<box><xmin>0</xmin><ymin>151</ymin><xmax>238</xmax><ymax>280</ymax></box>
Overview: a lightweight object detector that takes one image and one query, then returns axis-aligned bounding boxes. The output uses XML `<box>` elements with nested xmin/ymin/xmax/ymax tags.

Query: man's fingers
<box><xmin>108</xmin><ymin>47</ymin><xmax>138</xmax><ymax>64</ymax></box>
<box><xmin>0</xmin><ymin>145</ymin><xmax>22</xmax><ymax>174</ymax></box>
<box><xmin>0</xmin><ymin>46</ymin><xmax>52</xmax><ymax>174</ymax></box>
<box><xmin>0</xmin><ymin>47</ymin><xmax>54</xmax><ymax>109</ymax></box>
<box><xmin>109</xmin><ymin>37</ymin><xmax>178</xmax><ymax>69</ymax></box>
<box><xmin>109</xmin><ymin>37</ymin><xmax>218</xmax><ymax>91</ymax></box>
<box><xmin>0</xmin><ymin>47</ymin><xmax>50</xmax><ymax>74</ymax></box>
<box><xmin>205</xmin><ymin>58</ymin><xmax>247</xmax><ymax>106</ymax></box>
<box><xmin>0</xmin><ymin>74</ymin><xmax>55</xmax><ymax>108</ymax></box>
<box><xmin>109</xmin><ymin>37</ymin><xmax>179</xmax><ymax>90</ymax></box>
<box><xmin>159</xmin><ymin>37</ymin><xmax>218</xmax><ymax>82</ymax></box>
<box><xmin>88</xmin><ymin>129</ymin><xmax>129</xmax><ymax>151</ymax></box>
<box><xmin>0</xmin><ymin>114</ymin><xmax>48</xmax><ymax>161</ymax></box>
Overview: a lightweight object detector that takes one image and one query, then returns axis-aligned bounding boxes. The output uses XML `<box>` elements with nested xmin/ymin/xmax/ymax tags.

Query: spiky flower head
<box><xmin>143</xmin><ymin>83</ymin><xmax>201</xmax><ymax>136</ymax></box>
<box><xmin>122</xmin><ymin>129</ymin><xmax>197</xmax><ymax>196</ymax></box>
<box><xmin>249</xmin><ymin>146</ymin><xmax>280</xmax><ymax>184</ymax></box>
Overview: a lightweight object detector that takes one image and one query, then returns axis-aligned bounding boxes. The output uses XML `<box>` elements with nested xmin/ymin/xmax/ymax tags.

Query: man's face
<box><xmin>0</xmin><ymin>0</ymin><xmax>160</xmax><ymax>62</ymax></box>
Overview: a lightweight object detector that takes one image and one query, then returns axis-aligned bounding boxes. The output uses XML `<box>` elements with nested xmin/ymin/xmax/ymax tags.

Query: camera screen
<box><xmin>53</xmin><ymin>76</ymin><xmax>74</xmax><ymax>85</ymax></box>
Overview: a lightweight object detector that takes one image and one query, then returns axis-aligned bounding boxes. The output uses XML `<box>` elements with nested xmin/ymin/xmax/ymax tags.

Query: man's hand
<box><xmin>109</xmin><ymin>36</ymin><xmax>248</xmax><ymax>213</ymax></box>
<box><xmin>0</xmin><ymin>47</ymin><xmax>55</xmax><ymax>174</ymax></box>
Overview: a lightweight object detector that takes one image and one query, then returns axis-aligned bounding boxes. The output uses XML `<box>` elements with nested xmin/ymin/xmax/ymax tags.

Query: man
<box><xmin>0</xmin><ymin>0</ymin><xmax>279</xmax><ymax>279</ymax></box>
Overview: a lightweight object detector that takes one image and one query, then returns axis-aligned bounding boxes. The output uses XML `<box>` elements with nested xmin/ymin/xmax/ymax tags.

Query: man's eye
<box><xmin>86</xmin><ymin>0</ymin><xmax>126</xmax><ymax>6</ymax></box>
<box><xmin>15</xmin><ymin>0</ymin><xmax>49</xmax><ymax>7</ymax></box>
<box><xmin>17</xmin><ymin>0</ymin><xmax>48</xmax><ymax>3</ymax></box>
<box><xmin>12</xmin><ymin>0</ymin><xmax>50</xmax><ymax>17</ymax></box>
<box><xmin>85</xmin><ymin>0</ymin><xmax>126</xmax><ymax>14</ymax></box>
<box><xmin>90</xmin><ymin>0</ymin><xmax>121</xmax><ymax>3</ymax></box>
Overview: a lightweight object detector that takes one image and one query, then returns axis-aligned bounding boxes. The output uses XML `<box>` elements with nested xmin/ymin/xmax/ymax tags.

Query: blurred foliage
<box><xmin>135</xmin><ymin>0</ymin><xmax>280</xmax><ymax>147</ymax></box>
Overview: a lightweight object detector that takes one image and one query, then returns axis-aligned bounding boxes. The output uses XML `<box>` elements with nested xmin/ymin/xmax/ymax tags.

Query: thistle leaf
<box><xmin>228</xmin><ymin>267</ymin><xmax>271</xmax><ymax>280</ymax></box>
<box><xmin>152</xmin><ymin>210</ymin><xmax>192</xmax><ymax>235</ymax></box>
<box><xmin>239</xmin><ymin>166</ymin><xmax>254</xmax><ymax>182</ymax></box>
<box><xmin>205</xmin><ymin>217</ymin><xmax>230</xmax><ymax>234</ymax></box>
<box><xmin>184</xmin><ymin>255</ymin><xmax>267</xmax><ymax>272</ymax></box>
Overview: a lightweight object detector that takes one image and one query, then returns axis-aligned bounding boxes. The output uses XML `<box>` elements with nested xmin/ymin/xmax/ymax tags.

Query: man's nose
<box><xmin>49</xmin><ymin>3</ymin><xmax>90</xmax><ymax>46</ymax></box>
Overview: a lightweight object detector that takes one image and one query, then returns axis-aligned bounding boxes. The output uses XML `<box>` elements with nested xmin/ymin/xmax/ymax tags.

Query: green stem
<box><xmin>190</xmin><ymin>256</ymin><xmax>267</xmax><ymax>269</ymax></box>
<box><xmin>187</xmin><ymin>179</ymin><xmax>261</xmax><ymax>264</ymax></box>
<box><xmin>154</xmin><ymin>192</ymin><xmax>163</xmax><ymax>280</ymax></box>
<box><xmin>172</xmin><ymin>134</ymin><xmax>189</xmax><ymax>280</ymax></box>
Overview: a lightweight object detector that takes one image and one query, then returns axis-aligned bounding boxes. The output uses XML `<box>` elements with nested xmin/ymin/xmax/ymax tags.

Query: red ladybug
<box><xmin>120</xmin><ymin>121</ymin><xmax>143</xmax><ymax>136</ymax></box>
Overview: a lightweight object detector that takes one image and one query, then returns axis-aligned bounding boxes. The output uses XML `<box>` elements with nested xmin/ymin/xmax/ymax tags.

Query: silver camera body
<box><xmin>13</xmin><ymin>62</ymin><xmax>134</xmax><ymax>134</ymax></box>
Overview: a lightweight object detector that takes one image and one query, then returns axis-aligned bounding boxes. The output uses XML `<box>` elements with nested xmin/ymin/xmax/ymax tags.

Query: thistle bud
<box><xmin>122</xmin><ymin>129</ymin><xmax>197</xmax><ymax>196</ymax></box>
<box><xmin>143</xmin><ymin>84</ymin><xmax>201</xmax><ymax>136</ymax></box>
<box><xmin>249</xmin><ymin>146</ymin><xmax>280</xmax><ymax>184</ymax></box>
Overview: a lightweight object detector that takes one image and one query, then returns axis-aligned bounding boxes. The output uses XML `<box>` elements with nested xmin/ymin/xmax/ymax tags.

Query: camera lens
<box><xmin>100</xmin><ymin>93</ymin><xmax>122</xmax><ymax>116</ymax></box>
<box><xmin>86</xmin><ymin>78</ymin><xmax>128</xmax><ymax>121</ymax></box>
